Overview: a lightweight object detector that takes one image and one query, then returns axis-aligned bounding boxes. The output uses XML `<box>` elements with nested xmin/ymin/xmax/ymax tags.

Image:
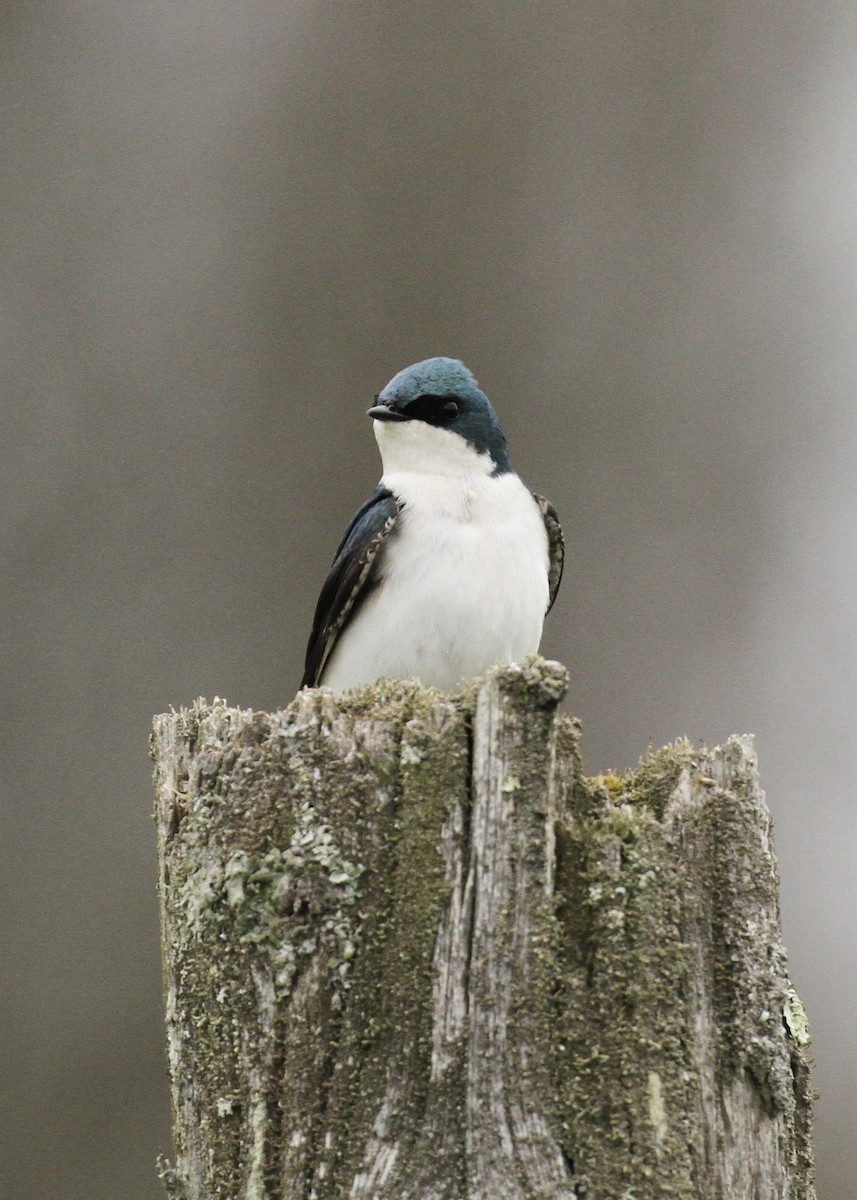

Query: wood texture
<box><xmin>153</xmin><ymin>657</ymin><xmax>814</xmax><ymax>1199</ymax></box>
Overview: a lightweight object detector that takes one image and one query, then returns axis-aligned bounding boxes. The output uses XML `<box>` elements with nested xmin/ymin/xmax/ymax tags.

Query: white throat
<box><xmin>373</xmin><ymin>418</ymin><xmax>495</xmax><ymax>478</ymax></box>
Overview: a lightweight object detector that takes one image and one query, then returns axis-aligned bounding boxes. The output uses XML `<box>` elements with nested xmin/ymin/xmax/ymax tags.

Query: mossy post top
<box><xmin>153</xmin><ymin>657</ymin><xmax>814</xmax><ymax>1200</ymax></box>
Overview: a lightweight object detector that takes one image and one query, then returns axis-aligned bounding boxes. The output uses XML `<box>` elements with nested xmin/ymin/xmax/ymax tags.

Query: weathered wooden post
<box><xmin>152</xmin><ymin>657</ymin><xmax>814</xmax><ymax>1199</ymax></box>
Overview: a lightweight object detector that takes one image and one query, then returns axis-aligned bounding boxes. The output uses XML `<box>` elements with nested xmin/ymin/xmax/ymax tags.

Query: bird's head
<box><xmin>368</xmin><ymin>357</ymin><xmax>511</xmax><ymax>477</ymax></box>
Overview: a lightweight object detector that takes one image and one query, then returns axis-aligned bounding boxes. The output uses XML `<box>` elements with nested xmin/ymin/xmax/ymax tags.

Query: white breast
<box><xmin>321</xmin><ymin>462</ymin><xmax>550</xmax><ymax>693</ymax></box>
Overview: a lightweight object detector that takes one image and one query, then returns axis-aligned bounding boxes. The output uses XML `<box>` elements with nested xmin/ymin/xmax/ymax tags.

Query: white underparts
<box><xmin>320</xmin><ymin>419</ymin><xmax>550</xmax><ymax>692</ymax></box>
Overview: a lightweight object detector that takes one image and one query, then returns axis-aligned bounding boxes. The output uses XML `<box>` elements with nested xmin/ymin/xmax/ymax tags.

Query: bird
<box><xmin>300</xmin><ymin>357</ymin><xmax>563</xmax><ymax>693</ymax></box>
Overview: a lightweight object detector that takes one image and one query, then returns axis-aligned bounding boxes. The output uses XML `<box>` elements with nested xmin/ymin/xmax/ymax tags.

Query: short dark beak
<box><xmin>366</xmin><ymin>404</ymin><xmax>407</xmax><ymax>421</ymax></box>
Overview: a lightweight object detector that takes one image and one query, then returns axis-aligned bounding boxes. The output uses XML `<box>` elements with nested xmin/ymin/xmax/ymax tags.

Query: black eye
<box><xmin>404</xmin><ymin>393</ymin><xmax>464</xmax><ymax>425</ymax></box>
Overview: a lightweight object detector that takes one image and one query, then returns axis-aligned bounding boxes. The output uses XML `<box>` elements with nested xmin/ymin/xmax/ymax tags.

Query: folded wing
<box><xmin>301</xmin><ymin>486</ymin><xmax>402</xmax><ymax>688</ymax></box>
<box><xmin>533</xmin><ymin>493</ymin><xmax>564</xmax><ymax>613</ymax></box>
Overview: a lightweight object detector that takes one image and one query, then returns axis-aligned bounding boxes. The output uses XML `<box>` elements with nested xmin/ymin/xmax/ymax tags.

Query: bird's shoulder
<box><xmin>301</xmin><ymin>485</ymin><xmax>402</xmax><ymax>688</ymax></box>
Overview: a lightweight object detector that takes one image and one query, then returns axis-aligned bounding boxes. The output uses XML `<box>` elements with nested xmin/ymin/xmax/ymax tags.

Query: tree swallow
<box><xmin>301</xmin><ymin>357</ymin><xmax>563</xmax><ymax>692</ymax></box>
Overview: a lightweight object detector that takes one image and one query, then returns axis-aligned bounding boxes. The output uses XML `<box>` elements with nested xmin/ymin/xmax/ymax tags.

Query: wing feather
<box><xmin>301</xmin><ymin>486</ymin><xmax>401</xmax><ymax>688</ymax></box>
<box><xmin>533</xmin><ymin>493</ymin><xmax>564</xmax><ymax>613</ymax></box>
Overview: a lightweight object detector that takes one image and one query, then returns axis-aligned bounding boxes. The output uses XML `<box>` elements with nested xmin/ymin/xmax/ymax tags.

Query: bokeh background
<box><xmin>3</xmin><ymin>4</ymin><xmax>855</xmax><ymax>1196</ymax></box>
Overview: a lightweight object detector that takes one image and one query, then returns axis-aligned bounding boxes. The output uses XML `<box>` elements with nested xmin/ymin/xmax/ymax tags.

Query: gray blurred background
<box><xmin>2</xmin><ymin>3</ymin><xmax>855</xmax><ymax>1196</ymax></box>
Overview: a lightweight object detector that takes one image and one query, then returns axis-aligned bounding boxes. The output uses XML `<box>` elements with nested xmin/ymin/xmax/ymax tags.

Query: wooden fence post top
<box><xmin>153</xmin><ymin>657</ymin><xmax>813</xmax><ymax>1200</ymax></box>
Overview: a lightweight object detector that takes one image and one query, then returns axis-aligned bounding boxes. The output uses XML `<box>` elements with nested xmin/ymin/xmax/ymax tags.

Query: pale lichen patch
<box><xmin>785</xmin><ymin>988</ymin><xmax>811</xmax><ymax>1047</ymax></box>
<box><xmin>646</xmin><ymin>1071</ymin><xmax>667</xmax><ymax>1149</ymax></box>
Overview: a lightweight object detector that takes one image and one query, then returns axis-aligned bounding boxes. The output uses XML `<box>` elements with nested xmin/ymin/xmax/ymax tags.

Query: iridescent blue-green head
<box><xmin>367</xmin><ymin>357</ymin><xmax>511</xmax><ymax>476</ymax></box>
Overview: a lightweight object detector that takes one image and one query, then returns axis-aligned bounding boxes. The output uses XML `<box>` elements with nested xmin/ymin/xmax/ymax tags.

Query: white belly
<box><xmin>321</xmin><ymin>470</ymin><xmax>550</xmax><ymax>692</ymax></box>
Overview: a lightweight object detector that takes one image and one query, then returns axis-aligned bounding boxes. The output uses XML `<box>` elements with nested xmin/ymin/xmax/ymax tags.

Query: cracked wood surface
<box><xmin>153</xmin><ymin>657</ymin><xmax>814</xmax><ymax>1199</ymax></box>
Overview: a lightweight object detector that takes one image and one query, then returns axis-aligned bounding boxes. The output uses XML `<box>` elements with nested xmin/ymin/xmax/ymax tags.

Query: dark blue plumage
<box><xmin>376</xmin><ymin>357</ymin><xmax>511</xmax><ymax>474</ymax></box>
<box><xmin>301</xmin><ymin>486</ymin><xmax>401</xmax><ymax>688</ymax></box>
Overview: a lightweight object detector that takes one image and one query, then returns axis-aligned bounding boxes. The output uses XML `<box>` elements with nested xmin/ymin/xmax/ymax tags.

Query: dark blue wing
<box><xmin>533</xmin><ymin>493</ymin><xmax>564</xmax><ymax>613</ymax></box>
<box><xmin>301</xmin><ymin>486</ymin><xmax>402</xmax><ymax>688</ymax></box>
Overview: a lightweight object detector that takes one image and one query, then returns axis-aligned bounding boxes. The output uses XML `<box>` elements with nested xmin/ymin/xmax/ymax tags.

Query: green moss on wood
<box><xmin>154</xmin><ymin>667</ymin><xmax>814</xmax><ymax>1200</ymax></box>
